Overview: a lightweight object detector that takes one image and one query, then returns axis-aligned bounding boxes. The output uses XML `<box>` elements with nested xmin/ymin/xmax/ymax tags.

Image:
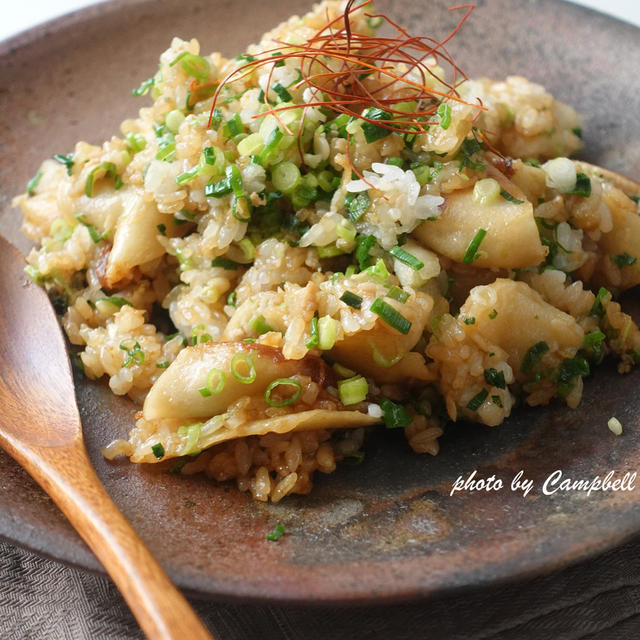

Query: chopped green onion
<box><xmin>119</xmin><ymin>340</ymin><xmax>145</xmax><ymax>367</ymax></box>
<box><xmin>132</xmin><ymin>77</ymin><xmax>154</xmax><ymax>97</ymax></box>
<box><xmin>556</xmin><ymin>356</ymin><xmax>589</xmax><ymax>397</ymax></box>
<box><xmin>473</xmin><ymin>178</ymin><xmax>500</xmax><ymax>204</ymax></box>
<box><xmin>271</xmin><ymin>82</ymin><xmax>292</xmax><ymax>102</ymax></box>
<box><xmin>590</xmin><ymin>287</ymin><xmax>610</xmax><ymax>318</ymax></box>
<box><xmin>226</xmin><ymin>291</ymin><xmax>238</xmax><ymax>307</ymax></box>
<box><xmin>379</xmin><ymin>397</ymin><xmax>412</xmax><ymax>428</ymax></box>
<box><xmin>125</xmin><ymin>131</ymin><xmax>147</xmax><ymax>153</ymax></box>
<box><xmin>521</xmin><ymin>341</ymin><xmax>549</xmax><ymax>374</ymax></box>
<box><xmin>390</xmin><ymin>246</ymin><xmax>424</xmax><ymax>270</ymax></box>
<box><xmin>355</xmin><ymin>234</ymin><xmax>376</xmax><ymax>270</ymax></box>
<box><xmin>306</xmin><ymin>315</ymin><xmax>319</xmax><ymax>348</ymax></box>
<box><xmin>198</xmin><ymin>368</ymin><xmax>226</xmax><ymax>397</ymax></box>
<box><xmin>572</xmin><ymin>127</ymin><xmax>583</xmax><ymax>138</ymax></box>
<box><xmin>230</xmin><ymin>353</ymin><xmax>256</xmax><ymax>383</ymax></box>
<box><xmin>96</xmin><ymin>296</ymin><xmax>132</xmax><ymax>309</ymax></box>
<box><xmin>170</xmin><ymin>52</ymin><xmax>210</xmax><ymax>79</ymax></box>
<box><xmin>360</xmin><ymin>107</ymin><xmax>392</xmax><ymax>143</ymax></box>
<box><xmin>525</xmin><ymin>157</ymin><xmax>542</xmax><ymax>167</ymax></box>
<box><xmin>211</xmin><ymin>256</ymin><xmax>241</xmax><ymax>270</ymax></box>
<box><xmin>466</xmin><ymin>388</ymin><xmax>488</xmax><ymax>411</ymax></box>
<box><xmin>500</xmin><ymin>188</ymin><xmax>524</xmax><ymax>204</ymax></box>
<box><xmin>491</xmin><ymin>395</ymin><xmax>503</xmax><ymax>407</ymax></box>
<box><xmin>610</xmin><ymin>252</ymin><xmax>637</xmax><ymax>267</ymax></box>
<box><xmin>209</xmin><ymin>108</ymin><xmax>223</xmax><ymax>131</ymax></box>
<box><xmin>204</xmin><ymin>176</ymin><xmax>232</xmax><ymax>197</ymax></box>
<box><xmin>85</xmin><ymin>162</ymin><xmax>122</xmax><ymax>197</ymax></box>
<box><xmin>318</xmin><ymin>316</ymin><xmax>338</xmax><ymax>350</ymax></box>
<box><xmin>271</xmin><ymin>161</ymin><xmax>301</xmax><ymax>193</ymax></box>
<box><xmin>456</xmin><ymin>138</ymin><xmax>486</xmax><ymax>172</ymax></box>
<box><xmin>264</xmin><ymin>378</ymin><xmax>302</xmax><ymax>407</ymax></box>
<box><xmin>156</xmin><ymin>361</ymin><xmax>170</xmax><ymax>369</ymax></box>
<box><xmin>249</xmin><ymin>314</ymin><xmax>273</xmax><ymax>335</ymax></box>
<box><xmin>385</xmin><ymin>156</ymin><xmax>403</xmax><ymax>168</ymax></box>
<box><xmin>151</xmin><ymin>443</ymin><xmax>165</xmax><ymax>459</ymax></box>
<box><xmin>568</xmin><ymin>173</ymin><xmax>591</xmax><ymax>198</ymax></box>
<box><xmin>54</xmin><ymin>153</ymin><xmax>75</xmax><ymax>176</ymax></box>
<box><xmin>583</xmin><ymin>330</ymin><xmax>606</xmax><ymax>362</ymax></box>
<box><xmin>437</xmin><ymin>102</ymin><xmax>452</xmax><ymax>130</ymax></box>
<box><xmin>337</xmin><ymin>375</ymin><xmax>369</xmax><ymax>406</ymax></box>
<box><xmin>462</xmin><ymin>316</ymin><xmax>475</xmax><ymax>325</ymax></box>
<box><xmin>223</xmin><ymin>113</ymin><xmax>243</xmax><ymax>137</ymax></box>
<box><xmin>386</xmin><ymin>286</ymin><xmax>409</xmax><ymax>303</ymax></box>
<box><xmin>340</xmin><ymin>291</ymin><xmax>363</xmax><ymax>309</ymax></box>
<box><xmin>346</xmin><ymin>191</ymin><xmax>370</xmax><ymax>222</ymax></box>
<box><xmin>364</xmin><ymin>259</ymin><xmax>389</xmax><ymax>282</ymax></box>
<box><xmin>75</xmin><ymin>213</ymin><xmax>104</xmax><ymax>243</ymax></box>
<box><xmin>484</xmin><ymin>368</ymin><xmax>506</xmax><ymax>389</ymax></box>
<box><xmin>489</xmin><ymin>308</ymin><xmax>498</xmax><ymax>319</ymax></box>
<box><xmin>26</xmin><ymin>171</ymin><xmax>43</xmax><ymax>196</ymax></box>
<box><xmin>370</xmin><ymin>298</ymin><xmax>412</xmax><ymax>334</ymax></box>
<box><xmin>165</xmin><ymin>109</ymin><xmax>185</xmax><ymax>134</ymax></box>
<box><xmin>462</xmin><ymin>229</ymin><xmax>487</xmax><ymax>264</ymax></box>
<box><xmin>266</xmin><ymin>523</ymin><xmax>285</xmax><ymax>541</ymax></box>
<box><xmin>156</xmin><ymin>142</ymin><xmax>176</xmax><ymax>162</ymax></box>
<box><xmin>336</xmin><ymin>218</ymin><xmax>357</xmax><ymax>242</ymax></box>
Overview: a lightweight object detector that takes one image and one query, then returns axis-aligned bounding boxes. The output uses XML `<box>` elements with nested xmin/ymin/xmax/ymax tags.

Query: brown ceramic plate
<box><xmin>1</xmin><ymin>0</ymin><xmax>639</xmax><ymax>604</ymax></box>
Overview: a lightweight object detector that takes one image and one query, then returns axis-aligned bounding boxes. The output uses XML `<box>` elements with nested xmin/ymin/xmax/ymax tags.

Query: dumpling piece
<box><xmin>413</xmin><ymin>167</ymin><xmax>546</xmax><ymax>269</ymax></box>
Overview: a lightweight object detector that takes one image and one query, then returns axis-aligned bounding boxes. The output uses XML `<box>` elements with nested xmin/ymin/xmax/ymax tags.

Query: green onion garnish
<box><xmin>223</xmin><ymin>113</ymin><xmax>243</xmax><ymax>137</ymax></box>
<box><xmin>386</xmin><ymin>286</ymin><xmax>409</xmax><ymax>303</ymax></box>
<box><xmin>568</xmin><ymin>173</ymin><xmax>591</xmax><ymax>198</ymax></box>
<box><xmin>266</xmin><ymin>523</ymin><xmax>285</xmax><ymax>541</ymax></box>
<box><xmin>205</xmin><ymin>176</ymin><xmax>232</xmax><ymax>197</ymax></box>
<box><xmin>590</xmin><ymin>287</ymin><xmax>610</xmax><ymax>318</ymax></box>
<box><xmin>346</xmin><ymin>191</ymin><xmax>370</xmax><ymax>222</ymax></box>
<box><xmin>500</xmin><ymin>189</ymin><xmax>524</xmax><ymax>204</ymax></box>
<box><xmin>462</xmin><ymin>228</ymin><xmax>487</xmax><ymax>264</ymax></box>
<box><xmin>379</xmin><ymin>397</ymin><xmax>412</xmax><ymax>428</ymax></box>
<box><xmin>466</xmin><ymin>388</ymin><xmax>488</xmax><ymax>411</ymax></box>
<box><xmin>53</xmin><ymin>153</ymin><xmax>75</xmax><ymax>176</ymax></box>
<box><xmin>271</xmin><ymin>82</ymin><xmax>292</xmax><ymax>102</ymax></box>
<box><xmin>96</xmin><ymin>296</ymin><xmax>132</xmax><ymax>309</ymax></box>
<box><xmin>226</xmin><ymin>291</ymin><xmax>238</xmax><ymax>307</ymax></box>
<box><xmin>249</xmin><ymin>314</ymin><xmax>273</xmax><ymax>335</ymax></box>
<box><xmin>156</xmin><ymin>361</ymin><xmax>170</xmax><ymax>369</ymax></box>
<box><xmin>230</xmin><ymin>353</ymin><xmax>256</xmax><ymax>383</ymax></box>
<box><xmin>151</xmin><ymin>443</ymin><xmax>165</xmax><ymax>459</ymax></box>
<box><xmin>198</xmin><ymin>368</ymin><xmax>226</xmax><ymax>397</ymax></box>
<box><xmin>340</xmin><ymin>291</ymin><xmax>363</xmax><ymax>309</ymax></box>
<box><xmin>170</xmin><ymin>52</ymin><xmax>210</xmax><ymax>79</ymax></box>
<box><xmin>462</xmin><ymin>316</ymin><xmax>476</xmax><ymax>325</ymax></box>
<box><xmin>610</xmin><ymin>252</ymin><xmax>637</xmax><ymax>268</ymax></box>
<box><xmin>355</xmin><ymin>234</ymin><xmax>376</xmax><ymax>270</ymax></box>
<box><xmin>264</xmin><ymin>378</ymin><xmax>302</xmax><ymax>407</ymax></box>
<box><xmin>337</xmin><ymin>375</ymin><xmax>369</xmax><ymax>406</ymax></box>
<box><xmin>271</xmin><ymin>161</ymin><xmax>301</xmax><ymax>193</ymax></box>
<box><xmin>211</xmin><ymin>257</ymin><xmax>241</xmax><ymax>270</ymax></box>
<box><xmin>390</xmin><ymin>246</ymin><xmax>424</xmax><ymax>270</ymax></box>
<box><xmin>521</xmin><ymin>341</ymin><xmax>549</xmax><ymax>374</ymax></box>
<box><xmin>492</xmin><ymin>395</ymin><xmax>503</xmax><ymax>408</ymax></box>
<box><xmin>317</xmin><ymin>316</ymin><xmax>338</xmax><ymax>350</ymax></box>
<box><xmin>360</xmin><ymin>107</ymin><xmax>392</xmax><ymax>143</ymax></box>
<box><xmin>132</xmin><ymin>77</ymin><xmax>154</xmax><ymax>97</ymax></box>
<box><xmin>437</xmin><ymin>102</ymin><xmax>452</xmax><ymax>130</ymax></box>
<box><xmin>125</xmin><ymin>131</ymin><xmax>147</xmax><ymax>153</ymax></box>
<box><xmin>556</xmin><ymin>356</ymin><xmax>590</xmax><ymax>397</ymax></box>
<box><xmin>119</xmin><ymin>340</ymin><xmax>145</xmax><ymax>367</ymax></box>
<box><xmin>75</xmin><ymin>213</ymin><xmax>104</xmax><ymax>243</ymax></box>
<box><xmin>26</xmin><ymin>171</ymin><xmax>43</xmax><ymax>196</ymax></box>
<box><xmin>306</xmin><ymin>315</ymin><xmax>319</xmax><ymax>348</ymax></box>
<box><xmin>85</xmin><ymin>162</ymin><xmax>122</xmax><ymax>197</ymax></box>
<box><xmin>370</xmin><ymin>298</ymin><xmax>412</xmax><ymax>335</ymax></box>
<box><xmin>489</xmin><ymin>308</ymin><xmax>498</xmax><ymax>319</ymax></box>
<box><xmin>484</xmin><ymin>368</ymin><xmax>506</xmax><ymax>389</ymax></box>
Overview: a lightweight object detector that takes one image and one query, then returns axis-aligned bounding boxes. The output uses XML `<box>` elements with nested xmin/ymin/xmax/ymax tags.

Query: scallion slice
<box><xmin>462</xmin><ymin>229</ymin><xmax>487</xmax><ymax>264</ymax></box>
<box><xmin>85</xmin><ymin>162</ymin><xmax>122</xmax><ymax>197</ymax></box>
<box><xmin>53</xmin><ymin>153</ymin><xmax>75</xmax><ymax>176</ymax></box>
<box><xmin>306</xmin><ymin>315</ymin><xmax>319</xmax><ymax>348</ymax></box>
<box><xmin>170</xmin><ymin>52</ymin><xmax>210</xmax><ymax>80</ymax></box>
<box><xmin>500</xmin><ymin>189</ymin><xmax>524</xmax><ymax>204</ymax></box>
<box><xmin>466</xmin><ymin>388</ymin><xmax>488</xmax><ymax>411</ymax></box>
<box><xmin>370</xmin><ymin>298</ymin><xmax>412</xmax><ymax>335</ymax></box>
<box><xmin>266</xmin><ymin>523</ymin><xmax>285</xmax><ymax>541</ymax></box>
<box><xmin>26</xmin><ymin>171</ymin><xmax>43</xmax><ymax>196</ymax></box>
<box><xmin>484</xmin><ymin>368</ymin><xmax>506</xmax><ymax>389</ymax></box>
<box><xmin>264</xmin><ymin>378</ymin><xmax>302</xmax><ymax>407</ymax></box>
<box><xmin>230</xmin><ymin>353</ymin><xmax>256</xmax><ymax>383</ymax></box>
<box><xmin>386</xmin><ymin>286</ymin><xmax>409</xmax><ymax>303</ymax></box>
<box><xmin>249</xmin><ymin>314</ymin><xmax>273</xmax><ymax>335</ymax></box>
<box><xmin>151</xmin><ymin>443</ymin><xmax>165</xmax><ymax>459</ymax></box>
<box><xmin>379</xmin><ymin>397</ymin><xmax>412</xmax><ymax>428</ymax></box>
<box><xmin>390</xmin><ymin>246</ymin><xmax>424</xmax><ymax>270</ymax></box>
<box><xmin>337</xmin><ymin>375</ymin><xmax>369</xmax><ymax>406</ymax></box>
<box><xmin>521</xmin><ymin>341</ymin><xmax>549</xmax><ymax>374</ymax></box>
<box><xmin>340</xmin><ymin>291</ymin><xmax>363</xmax><ymax>309</ymax></box>
<box><xmin>211</xmin><ymin>257</ymin><xmax>241</xmax><ymax>270</ymax></box>
<box><xmin>198</xmin><ymin>368</ymin><xmax>226</xmax><ymax>397</ymax></box>
<box><xmin>437</xmin><ymin>102</ymin><xmax>451</xmax><ymax>130</ymax></box>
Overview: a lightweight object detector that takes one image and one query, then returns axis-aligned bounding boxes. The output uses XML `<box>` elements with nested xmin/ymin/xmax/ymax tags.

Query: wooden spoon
<box><xmin>0</xmin><ymin>235</ymin><xmax>213</xmax><ymax>640</ymax></box>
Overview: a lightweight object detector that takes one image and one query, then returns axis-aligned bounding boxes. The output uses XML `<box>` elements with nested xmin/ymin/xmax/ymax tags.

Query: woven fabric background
<box><xmin>2</xmin><ymin>535</ymin><xmax>640</xmax><ymax>639</ymax></box>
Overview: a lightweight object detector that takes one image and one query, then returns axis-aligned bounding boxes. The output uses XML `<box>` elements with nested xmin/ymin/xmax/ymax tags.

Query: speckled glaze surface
<box><xmin>0</xmin><ymin>0</ymin><xmax>639</xmax><ymax>603</ymax></box>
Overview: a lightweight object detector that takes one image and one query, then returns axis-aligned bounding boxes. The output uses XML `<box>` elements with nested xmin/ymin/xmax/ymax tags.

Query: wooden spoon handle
<box><xmin>4</xmin><ymin>435</ymin><xmax>213</xmax><ymax>640</ymax></box>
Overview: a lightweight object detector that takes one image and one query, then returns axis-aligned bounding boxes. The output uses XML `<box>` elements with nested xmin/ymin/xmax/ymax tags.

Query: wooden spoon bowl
<box><xmin>0</xmin><ymin>235</ymin><xmax>213</xmax><ymax>640</ymax></box>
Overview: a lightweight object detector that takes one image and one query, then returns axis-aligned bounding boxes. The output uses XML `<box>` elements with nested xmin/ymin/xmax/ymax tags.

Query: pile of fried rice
<box><xmin>14</xmin><ymin>1</ymin><xmax>640</xmax><ymax>502</ymax></box>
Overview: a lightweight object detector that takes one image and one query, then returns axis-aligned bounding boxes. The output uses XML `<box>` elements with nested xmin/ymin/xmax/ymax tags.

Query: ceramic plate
<box><xmin>1</xmin><ymin>0</ymin><xmax>639</xmax><ymax>603</ymax></box>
